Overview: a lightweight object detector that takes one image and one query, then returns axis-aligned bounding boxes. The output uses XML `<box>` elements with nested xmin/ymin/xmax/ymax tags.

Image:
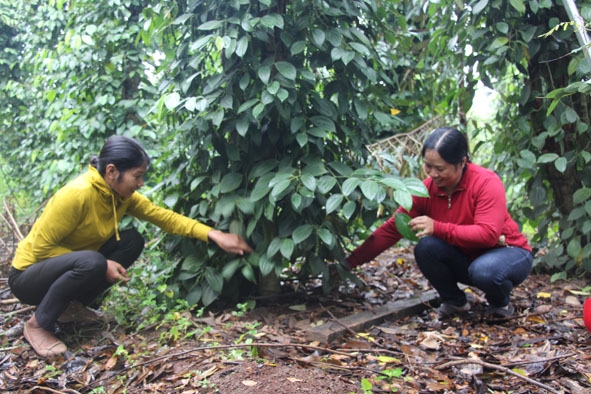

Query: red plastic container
<box><xmin>584</xmin><ymin>298</ymin><xmax>591</xmax><ymax>332</ymax></box>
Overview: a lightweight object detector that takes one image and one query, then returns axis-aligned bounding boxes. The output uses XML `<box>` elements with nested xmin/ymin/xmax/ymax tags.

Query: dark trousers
<box><xmin>414</xmin><ymin>236</ymin><xmax>533</xmax><ymax>307</ymax></box>
<box><xmin>9</xmin><ymin>229</ymin><xmax>144</xmax><ymax>331</ymax></box>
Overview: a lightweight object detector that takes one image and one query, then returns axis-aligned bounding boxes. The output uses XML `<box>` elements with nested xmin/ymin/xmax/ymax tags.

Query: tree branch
<box><xmin>436</xmin><ymin>358</ymin><xmax>562</xmax><ymax>394</ymax></box>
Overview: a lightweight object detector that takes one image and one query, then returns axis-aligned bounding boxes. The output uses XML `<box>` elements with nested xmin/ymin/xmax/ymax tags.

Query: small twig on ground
<box><xmin>4</xmin><ymin>305</ymin><xmax>35</xmax><ymax>317</ymax></box>
<box><xmin>335</xmin><ymin>347</ymin><xmax>403</xmax><ymax>357</ymax></box>
<box><xmin>2</xmin><ymin>199</ymin><xmax>24</xmax><ymax>241</ymax></box>
<box><xmin>0</xmin><ymin>298</ymin><xmax>19</xmax><ymax>305</ymax></box>
<box><xmin>501</xmin><ymin>352</ymin><xmax>577</xmax><ymax>367</ymax></box>
<box><xmin>436</xmin><ymin>358</ymin><xmax>561</xmax><ymax>394</ymax></box>
<box><xmin>29</xmin><ymin>387</ymin><xmax>81</xmax><ymax>394</ymax></box>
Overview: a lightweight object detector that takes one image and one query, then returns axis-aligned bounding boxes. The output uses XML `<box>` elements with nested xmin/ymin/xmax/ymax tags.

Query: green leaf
<box><xmin>277</xmin><ymin>88</ymin><xmax>289</xmax><ymax>102</ymax></box>
<box><xmin>236</xmin><ymin>36</ymin><xmax>248</xmax><ymax>57</ymax></box>
<box><xmin>220</xmin><ymin>172</ymin><xmax>243</xmax><ymax>193</ymax></box>
<box><xmin>354</xmin><ymin>98</ymin><xmax>368</xmax><ymax>120</ymax></box>
<box><xmin>329</xmin><ymin>161</ymin><xmax>353</xmax><ymax>176</ymax></box>
<box><xmin>509</xmin><ymin>0</ymin><xmax>526</xmax><ymax>13</ymax></box>
<box><xmin>259</xmin><ymin>254</ymin><xmax>275</xmax><ymax>276</ymax></box>
<box><xmin>567</xmin><ymin>237</ymin><xmax>582</xmax><ymax>260</ymax></box>
<box><xmin>261</xmin><ymin>14</ymin><xmax>284</xmax><ymax>29</ymax></box>
<box><xmin>342</xmin><ymin>178</ymin><xmax>361</xmax><ymax>196</ymax></box>
<box><xmin>472</xmin><ymin>0</ymin><xmax>489</xmax><ymax>14</ymax></box>
<box><xmin>291</xmin><ymin>41</ymin><xmax>306</xmax><ymax>55</ymax></box>
<box><xmin>210</xmin><ymin>109</ymin><xmax>224</xmax><ymax>127</ymax></box>
<box><xmin>253</xmin><ymin>102</ymin><xmax>265</xmax><ymax>119</ymax></box>
<box><xmin>258</xmin><ymin>65</ymin><xmax>271</xmax><ymax>84</ymax></box>
<box><xmin>280</xmin><ymin>238</ymin><xmax>295</xmax><ymax>259</ymax></box>
<box><xmin>267</xmin><ymin>81</ymin><xmax>280</xmax><ymax>95</ymax></box>
<box><xmin>555</xmin><ymin>157</ymin><xmax>567</xmax><ymax>173</ymax></box>
<box><xmin>488</xmin><ymin>37</ymin><xmax>509</xmax><ymax>51</ymax></box>
<box><xmin>520</xmin><ymin>150</ymin><xmax>537</xmax><ymax>166</ymax></box>
<box><xmin>317</xmin><ymin>176</ymin><xmax>337</xmax><ymax>194</ymax></box>
<box><xmin>222</xmin><ymin>259</ymin><xmax>241</xmax><ymax>280</ymax></box>
<box><xmin>350</xmin><ymin>42</ymin><xmax>370</xmax><ymax>56</ymax></box>
<box><xmin>573</xmin><ymin>187</ymin><xmax>591</xmax><ymax>205</ymax></box>
<box><xmin>271</xmin><ymin>179</ymin><xmax>292</xmax><ymax>199</ymax></box>
<box><xmin>360</xmin><ymin>180</ymin><xmax>379</xmax><ymax>200</ymax></box>
<box><xmin>562</xmin><ymin>107</ymin><xmax>579</xmax><ymax>123</ymax></box>
<box><xmin>241</xmin><ymin>264</ymin><xmax>257</xmax><ymax>283</ymax></box>
<box><xmin>302</xmin><ymin>160</ymin><xmax>328</xmax><ymax>176</ymax></box>
<box><xmin>308</xmin><ymin>127</ymin><xmax>328</xmax><ymax>138</ymax></box>
<box><xmin>402</xmin><ymin>178</ymin><xmax>429</xmax><ymax>197</ymax></box>
<box><xmin>343</xmin><ymin>200</ymin><xmax>356</xmax><ymax>219</ymax></box>
<box><xmin>186</xmin><ymin>287</ymin><xmax>202</xmax><ymax>306</ymax></box>
<box><xmin>236</xmin><ymin>116</ymin><xmax>249</xmax><ymax>136</ymax></box>
<box><xmin>267</xmin><ymin>237</ymin><xmax>281</xmax><ymax>257</ymax></box>
<box><xmin>311</xmin><ymin>29</ymin><xmax>325</xmax><ymax>47</ymax></box>
<box><xmin>198</xmin><ymin>20</ymin><xmax>224</xmax><ymax>31</ymax></box>
<box><xmin>326</xmin><ymin>193</ymin><xmax>344</xmax><ymax>214</ymax></box>
<box><xmin>380</xmin><ymin>176</ymin><xmax>405</xmax><ymax>190</ymax></box>
<box><xmin>164</xmin><ymin>193</ymin><xmax>179</xmax><ymax>208</ymax></box>
<box><xmin>293</xmin><ymin>224</ymin><xmax>314</xmax><ymax>244</ymax></box>
<box><xmin>394</xmin><ymin>189</ymin><xmax>413</xmax><ymax>211</ymax></box>
<box><xmin>164</xmin><ymin>92</ymin><xmax>181</xmax><ymax>110</ymax></box>
<box><xmin>290</xmin><ymin>116</ymin><xmax>305</xmax><ymax>133</ymax></box>
<box><xmin>275</xmin><ymin>61</ymin><xmax>297</xmax><ymax>80</ymax></box>
<box><xmin>205</xmin><ymin>267</ymin><xmax>224</xmax><ymax>293</ymax></box>
<box><xmin>568</xmin><ymin>206</ymin><xmax>586</xmax><ymax>221</ymax></box>
<box><xmin>250</xmin><ymin>173</ymin><xmax>274</xmax><ymax>202</ymax></box>
<box><xmin>301</xmin><ymin>174</ymin><xmax>317</xmax><ymax>191</ymax></box>
<box><xmin>238</xmin><ymin>98</ymin><xmax>258</xmax><ymax>113</ymax></box>
<box><xmin>310</xmin><ymin>115</ymin><xmax>336</xmax><ymax>132</ymax></box>
<box><xmin>496</xmin><ymin>22</ymin><xmax>509</xmax><ymax>34</ymax></box>
<box><xmin>291</xmin><ymin>193</ymin><xmax>303</xmax><ymax>210</ymax></box>
<box><xmin>318</xmin><ymin>228</ymin><xmax>334</xmax><ymax>247</ymax></box>
<box><xmin>537</xmin><ymin>153</ymin><xmax>558</xmax><ymax>163</ymax></box>
<box><xmin>395</xmin><ymin>213</ymin><xmax>419</xmax><ymax>242</ymax></box>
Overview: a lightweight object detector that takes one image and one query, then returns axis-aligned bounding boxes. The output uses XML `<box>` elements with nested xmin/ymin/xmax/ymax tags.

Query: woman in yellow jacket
<box><xmin>9</xmin><ymin>135</ymin><xmax>253</xmax><ymax>358</ymax></box>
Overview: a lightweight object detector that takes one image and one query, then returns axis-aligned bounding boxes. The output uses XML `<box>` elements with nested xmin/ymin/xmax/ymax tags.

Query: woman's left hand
<box><xmin>208</xmin><ymin>230</ymin><xmax>254</xmax><ymax>255</ymax></box>
<box><xmin>106</xmin><ymin>259</ymin><xmax>130</xmax><ymax>284</ymax></box>
<box><xmin>408</xmin><ymin>216</ymin><xmax>434</xmax><ymax>238</ymax></box>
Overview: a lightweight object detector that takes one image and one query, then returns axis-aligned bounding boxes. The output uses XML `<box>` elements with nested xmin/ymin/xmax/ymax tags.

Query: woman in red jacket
<box><xmin>347</xmin><ymin>127</ymin><xmax>533</xmax><ymax>319</ymax></box>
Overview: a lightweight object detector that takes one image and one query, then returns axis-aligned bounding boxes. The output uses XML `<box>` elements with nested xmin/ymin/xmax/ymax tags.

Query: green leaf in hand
<box><xmin>395</xmin><ymin>213</ymin><xmax>419</xmax><ymax>242</ymax></box>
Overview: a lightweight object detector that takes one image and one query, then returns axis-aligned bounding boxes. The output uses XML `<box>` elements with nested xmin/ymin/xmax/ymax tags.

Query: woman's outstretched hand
<box><xmin>106</xmin><ymin>259</ymin><xmax>130</xmax><ymax>284</ymax></box>
<box><xmin>207</xmin><ymin>229</ymin><xmax>253</xmax><ymax>255</ymax></box>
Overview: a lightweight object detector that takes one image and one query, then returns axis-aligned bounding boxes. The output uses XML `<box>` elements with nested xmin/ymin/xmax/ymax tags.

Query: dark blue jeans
<box><xmin>414</xmin><ymin>236</ymin><xmax>533</xmax><ymax>307</ymax></box>
<box><xmin>9</xmin><ymin>229</ymin><xmax>144</xmax><ymax>331</ymax></box>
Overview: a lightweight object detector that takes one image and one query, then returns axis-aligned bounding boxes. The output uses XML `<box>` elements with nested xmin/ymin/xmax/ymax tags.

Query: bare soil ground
<box><xmin>1</xmin><ymin>240</ymin><xmax>591</xmax><ymax>393</ymax></box>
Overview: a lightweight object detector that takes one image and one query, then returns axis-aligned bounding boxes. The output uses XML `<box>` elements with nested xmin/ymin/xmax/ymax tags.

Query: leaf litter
<box><xmin>1</xmin><ymin>246</ymin><xmax>591</xmax><ymax>393</ymax></box>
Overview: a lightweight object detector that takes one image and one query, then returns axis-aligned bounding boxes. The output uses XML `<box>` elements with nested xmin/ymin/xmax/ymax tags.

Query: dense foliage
<box><xmin>1</xmin><ymin>0</ymin><xmax>590</xmax><ymax>306</ymax></box>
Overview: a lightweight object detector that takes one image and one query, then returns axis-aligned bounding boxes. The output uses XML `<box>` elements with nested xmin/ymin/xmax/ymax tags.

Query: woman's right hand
<box><xmin>207</xmin><ymin>229</ymin><xmax>253</xmax><ymax>255</ymax></box>
<box><xmin>105</xmin><ymin>259</ymin><xmax>130</xmax><ymax>284</ymax></box>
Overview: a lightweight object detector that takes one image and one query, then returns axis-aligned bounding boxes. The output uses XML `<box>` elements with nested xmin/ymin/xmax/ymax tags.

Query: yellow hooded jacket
<box><xmin>12</xmin><ymin>166</ymin><xmax>213</xmax><ymax>270</ymax></box>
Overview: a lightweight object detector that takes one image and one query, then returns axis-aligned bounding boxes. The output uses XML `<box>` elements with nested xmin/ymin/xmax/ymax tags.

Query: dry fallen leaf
<box><xmin>103</xmin><ymin>354</ymin><xmax>118</xmax><ymax>371</ymax></box>
<box><xmin>565</xmin><ymin>295</ymin><xmax>581</xmax><ymax>306</ymax></box>
<box><xmin>242</xmin><ymin>380</ymin><xmax>258</xmax><ymax>387</ymax></box>
<box><xmin>417</xmin><ymin>331</ymin><xmax>444</xmax><ymax>350</ymax></box>
<box><xmin>527</xmin><ymin>315</ymin><xmax>547</xmax><ymax>324</ymax></box>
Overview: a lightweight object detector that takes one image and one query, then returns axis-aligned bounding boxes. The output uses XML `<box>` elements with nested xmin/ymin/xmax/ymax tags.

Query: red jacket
<box><xmin>348</xmin><ymin>163</ymin><xmax>531</xmax><ymax>268</ymax></box>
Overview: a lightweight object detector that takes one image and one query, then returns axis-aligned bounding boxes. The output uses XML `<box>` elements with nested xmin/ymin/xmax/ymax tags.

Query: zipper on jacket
<box><xmin>448</xmin><ymin>195</ymin><xmax>451</xmax><ymax>209</ymax></box>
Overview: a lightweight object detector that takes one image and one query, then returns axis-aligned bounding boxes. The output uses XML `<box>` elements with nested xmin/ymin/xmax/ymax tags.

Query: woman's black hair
<box><xmin>421</xmin><ymin>127</ymin><xmax>471</xmax><ymax>167</ymax></box>
<box><xmin>90</xmin><ymin>135</ymin><xmax>150</xmax><ymax>176</ymax></box>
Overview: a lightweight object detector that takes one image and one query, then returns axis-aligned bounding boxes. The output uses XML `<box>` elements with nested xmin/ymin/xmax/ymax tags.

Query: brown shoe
<box><xmin>57</xmin><ymin>301</ymin><xmax>103</xmax><ymax>324</ymax></box>
<box><xmin>24</xmin><ymin>315</ymin><xmax>67</xmax><ymax>358</ymax></box>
